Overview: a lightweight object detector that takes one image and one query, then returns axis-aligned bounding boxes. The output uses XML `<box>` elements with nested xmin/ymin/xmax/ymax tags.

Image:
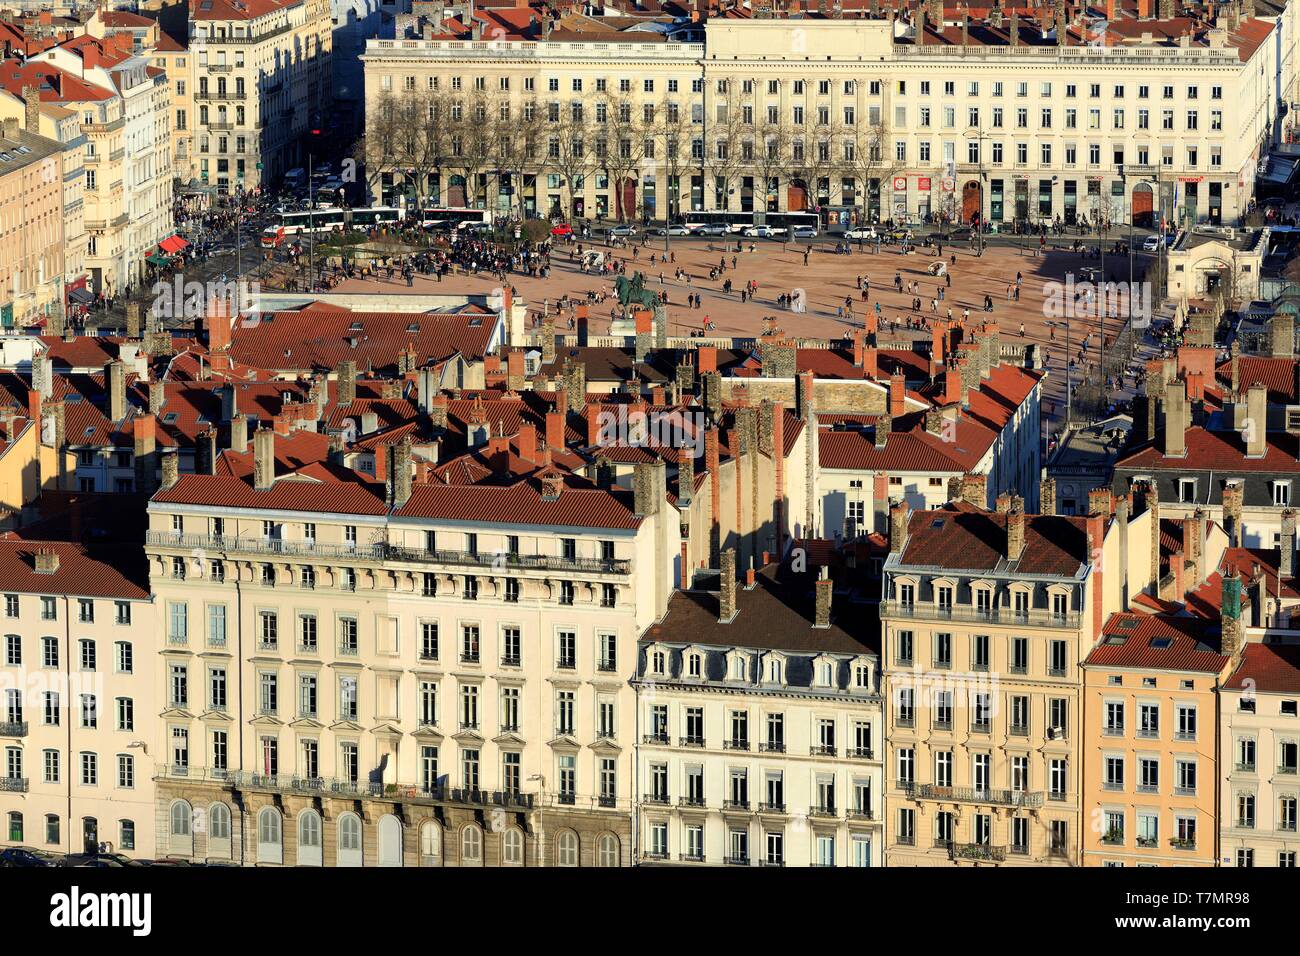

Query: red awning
<box><xmin>159</xmin><ymin>235</ymin><xmax>189</xmax><ymax>254</ymax></box>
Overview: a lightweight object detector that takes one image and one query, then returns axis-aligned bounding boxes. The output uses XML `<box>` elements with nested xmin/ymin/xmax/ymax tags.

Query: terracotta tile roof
<box><xmin>1223</xmin><ymin>642</ymin><xmax>1300</xmax><ymax>693</ymax></box>
<box><xmin>1117</xmin><ymin>425</ymin><xmax>1300</xmax><ymax>473</ymax></box>
<box><xmin>897</xmin><ymin>505</ymin><xmax>1093</xmax><ymax>576</ymax></box>
<box><xmin>153</xmin><ymin>473</ymin><xmax>388</xmax><ymax>515</ymax></box>
<box><xmin>100</xmin><ymin>11</ymin><xmax>155</xmax><ymax>27</ymax></box>
<box><xmin>1085</xmin><ymin>613</ymin><xmax>1226</xmax><ymax>673</ymax></box>
<box><xmin>190</xmin><ymin>0</ymin><xmax>303</xmax><ymax>22</ymax></box>
<box><xmin>1215</xmin><ymin>356</ymin><xmax>1298</xmax><ymax>405</ymax></box>
<box><xmin>819</xmin><ymin>428</ymin><xmax>969</xmax><ymax>473</ymax></box>
<box><xmin>228</xmin><ymin>303</ymin><xmax>498</xmax><ymax>374</ymax></box>
<box><xmin>37</xmin><ymin>335</ymin><xmax>125</xmax><ymax>370</ymax></box>
<box><xmin>215</xmin><ymin>430</ymin><xmax>334</xmax><ymax>479</ymax></box>
<box><xmin>0</xmin><ymin>539</ymin><xmax>148</xmax><ymax>599</ymax></box>
<box><xmin>1219</xmin><ymin>546</ymin><xmax>1300</xmax><ymax>600</ymax></box>
<box><xmin>0</xmin><ymin>60</ymin><xmax>114</xmax><ymax>102</ymax></box>
<box><xmin>395</xmin><ymin>481</ymin><xmax>642</xmax><ymax>530</ymax></box>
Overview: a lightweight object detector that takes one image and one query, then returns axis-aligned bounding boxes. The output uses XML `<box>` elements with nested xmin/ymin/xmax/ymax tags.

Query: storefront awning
<box><xmin>159</xmin><ymin>235</ymin><xmax>189</xmax><ymax>255</ymax></box>
<box><xmin>67</xmin><ymin>287</ymin><xmax>94</xmax><ymax>305</ymax></box>
<box><xmin>145</xmin><ymin>252</ymin><xmax>171</xmax><ymax>267</ymax></box>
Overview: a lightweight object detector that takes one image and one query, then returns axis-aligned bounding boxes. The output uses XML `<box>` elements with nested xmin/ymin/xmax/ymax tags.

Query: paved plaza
<box><xmin>329</xmin><ymin>235</ymin><xmax>1157</xmax><ymax>425</ymax></box>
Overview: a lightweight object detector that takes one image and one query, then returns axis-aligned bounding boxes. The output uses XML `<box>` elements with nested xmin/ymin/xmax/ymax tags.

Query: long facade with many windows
<box><xmin>361</xmin><ymin>14</ymin><xmax>1284</xmax><ymax>227</ymax></box>
<box><xmin>145</xmin><ymin>450</ymin><xmax>676</xmax><ymax>866</ymax></box>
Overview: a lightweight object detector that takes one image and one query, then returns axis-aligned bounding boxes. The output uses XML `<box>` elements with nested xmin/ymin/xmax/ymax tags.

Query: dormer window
<box><xmin>817</xmin><ymin>661</ymin><xmax>834</xmax><ymax>687</ymax></box>
<box><xmin>1274</xmin><ymin>481</ymin><xmax>1292</xmax><ymax>507</ymax></box>
<box><xmin>768</xmin><ymin>658</ymin><xmax>783</xmax><ymax>683</ymax></box>
<box><xmin>688</xmin><ymin>653</ymin><xmax>702</xmax><ymax>678</ymax></box>
<box><xmin>854</xmin><ymin>662</ymin><xmax>872</xmax><ymax>690</ymax></box>
<box><xmin>651</xmin><ymin>650</ymin><xmax>665</xmax><ymax>675</ymax></box>
<box><xmin>731</xmin><ymin>656</ymin><xmax>746</xmax><ymax>681</ymax></box>
<box><xmin>897</xmin><ymin>582</ymin><xmax>915</xmax><ymax>607</ymax></box>
<box><xmin>936</xmin><ymin>585</ymin><xmax>953</xmax><ymax>615</ymax></box>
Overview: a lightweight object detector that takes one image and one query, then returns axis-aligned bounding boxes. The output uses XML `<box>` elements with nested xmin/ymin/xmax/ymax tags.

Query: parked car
<box><xmin>0</xmin><ymin>847</ymin><xmax>59</xmax><ymax>867</ymax></box>
<box><xmin>792</xmin><ymin>225</ymin><xmax>819</xmax><ymax>239</ymax></box>
<box><xmin>1142</xmin><ymin>235</ymin><xmax>1161</xmax><ymax>252</ymax></box>
<box><xmin>742</xmin><ymin>224</ymin><xmax>777</xmax><ymax>238</ymax></box>
<box><xmin>845</xmin><ymin>227</ymin><xmax>878</xmax><ymax>240</ymax></box>
<box><xmin>693</xmin><ymin>222</ymin><xmax>728</xmax><ymax>236</ymax></box>
<box><xmin>608</xmin><ymin>224</ymin><xmax>638</xmax><ymax>237</ymax></box>
<box><xmin>650</xmin><ymin>224</ymin><xmax>690</xmax><ymax>236</ymax></box>
<box><xmin>550</xmin><ymin>222</ymin><xmax>574</xmax><ymax>238</ymax></box>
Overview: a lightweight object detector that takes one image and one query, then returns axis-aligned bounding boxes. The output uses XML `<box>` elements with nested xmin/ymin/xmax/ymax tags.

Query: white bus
<box><xmin>682</xmin><ymin>211</ymin><xmax>754</xmax><ymax>233</ymax></box>
<box><xmin>279</xmin><ymin>208</ymin><xmax>346</xmax><ymax>234</ymax></box>
<box><xmin>348</xmin><ymin>206</ymin><xmax>402</xmax><ymax>229</ymax></box>
<box><xmin>418</xmin><ymin>207</ymin><xmax>490</xmax><ymax>230</ymax></box>
<box><xmin>277</xmin><ymin>207</ymin><xmax>401</xmax><ymax>235</ymax></box>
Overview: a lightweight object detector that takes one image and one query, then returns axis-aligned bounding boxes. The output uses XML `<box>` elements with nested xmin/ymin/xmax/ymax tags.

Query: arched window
<box><xmin>378</xmin><ymin>814</ymin><xmax>403</xmax><ymax>867</ymax></box>
<box><xmin>256</xmin><ymin>808</ymin><xmax>282</xmax><ymax>864</ymax></box>
<box><xmin>597</xmin><ymin>833</ymin><xmax>620</xmax><ymax>867</ymax></box>
<box><xmin>208</xmin><ymin>803</ymin><xmax>232</xmax><ymax>859</ymax></box>
<box><xmin>298</xmin><ymin>810</ymin><xmax>322</xmax><ymax>867</ymax></box>
<box><xmin>209</xmin><ymin>803</ymin><xmax>231</xmax><ymax>840</ymax></box>
<box><xmin>557</xmin><ymin>829</ymin><xmax>579</xmax><ymax>867</ymax></box>
<box><xmin>169</xmin><ymin>800</ymin><xmax>193</xmax><ymax>857</ymax></box>
<box><xmin>419</xmin><ymin>821</ymin><xmax>442</xmax><ymax>865</ymax></box>
<box><xmin>337</xmin><ymin>812</ymin><xmax>362</xmax><ymax>867</ymax></box>
<box><xmin>169</xmin><ymin>800</ymin><xmax>192</xmax><ymax>836</ymax></box>
<box><xmin>503</xmin><ymin>826</ymin><xmax>524</xmax><ymax>865</ymax></box>
<box><xmin>461</xmin><ymin>824</ymin><xmax>482</xmax><ymax>864</ymax></box>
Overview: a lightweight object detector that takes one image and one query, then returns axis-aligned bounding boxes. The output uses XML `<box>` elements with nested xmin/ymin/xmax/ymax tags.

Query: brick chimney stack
<box><xmin>814</xmin><ymin>565</ymin><xmax>833</xmax><ymax>627</ymax></box>
<box><xmin>337</xmin><ymin>360</ymin><xmax>358</xmax><ymax>407</ymax></box>
<box><xmin>889</xmin><ymin>499</ymin><xmax>910</xmax><ymax>553</ymax></box>
<box><xmin>1281</xmin><ymin>508</ymin><xmax>1297</xmax><ymax>580</ymax></box>
<box><xmin>1222</xmin><ymin>483</ymin><xmax>1244</xmax><ymax>547</ymax></box>
<box><xmin>253</xmin><ymin>427</ymin><xmax>276</xmax><ymax>490</ymax></box>
<box><xmin>1245</xmin><ymin>382</ymin><xmax>1267</xmax><ymax>457</ymax></box>
<box><xmin>719</xmin><ymin>547</ymin><xmax>738</xmax><ymax>623</ymax></box>
<box><xmin>107</xmin><ymin>360</ymin><xmax>126</xmax><ymax>422</ymax></box>
<box><xmin>1006</xmin><ymin>501</ymin><xmax>1026</xmax><ymax>561</ymax></box>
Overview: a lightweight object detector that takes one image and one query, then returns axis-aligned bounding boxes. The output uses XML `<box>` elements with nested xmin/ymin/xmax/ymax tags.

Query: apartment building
<box><xmin>13</xmin><ymin>33</ymin><xmax>174</xmax><ymax>298</ymax></box>
<box><xmin>1221</xmin><ymin>642</ymin><xmax>1300</xmax><ymax>867</ymax></box>
<box><xmin>0</xmin><ymin>541</ymin><xmax>155</xmax><ymax>859</ymax></box>
<box><xmin>634</xmin><ymin>555</ymin><xmax>884</xmax><ymax>867</ymax></box>
<box><xmin>0</xmin><ymin>118</ymin><xmax>64</xmax><ymax>328</ymax></box>
<box><xmin>880</xmin><ymin>492</ymin><xmax>1116</xmax><ymax>866</ymax></box>
<box><xmin>1114</xmin><ymin>350</ymin><xmax>1300</xmax><ymax>552</ymax></box>
<box><xmin>360</xmin><ymin>10</ymin><xmax>1280</xmax><ymax>226</ymax></box>
<box><xmin>1081</xmin><ymin>612</ymin><xmax>1229</xmax><ymax>867</ymax></box>
<box><xmin>814</xmin><ymin>332</ymin><xmax>1046</xmax><ymax>539</ymax></box>
<box><xmin>145</xmin><ymin>436</ymin><xmax>675</xmax><ymax>866</ymax></box>
<box><xmin>0</xmin><ymin>86</ymin><xmax>87</xmax><ymax>315</ymax></box>
<box><xmin>151</xmin><ymin>30</ymin><xmax>195</xmax><ymax>186</ymax></box>
<box><xmin>188</xmin><ymin>0</ymin><xmax>333</xmax><ymax>192</ymax></box>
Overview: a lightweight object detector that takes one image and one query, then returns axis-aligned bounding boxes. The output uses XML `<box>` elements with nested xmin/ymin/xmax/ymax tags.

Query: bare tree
<box><xmin>753</xmin><ymin>114</ymin><xmax>793</xmax><ymax>216</ymax></box>
<box><xmin>355</xmin><ymin>90</ymin><xmax>403</xmax><ymax>205</ymax></box>
<box><xmin>598</xmin><ymin>92</ymin><xmax>647</xmax><ymax>222</ymax></box>
<box><xmin>703</xmin><ymin>83</ymin><xmax>747</xmax><ymax>214</ymax></box>
<box><xmin>548</xmin><ymin>102</ymin><xmax>597</xmax><ymax>221</ymax></box>
<box><xmin>840</xmin><ymin>94</ymin><xmax>896</xmax><ymax>225</ymax></box>
<box><xmin>801</xmin><ymin>111</ymin><xmax>839</xmax><ymax>217</ymax></box>
<box><xmin>490</xmin><ymin>94</ymin><xmax>542</xmax><ymax>221</ymax></box>
<box><xmin>654</xmin><ymin>95</ymin><xmax>693</xmax><ymax>224</ymax></box>
<box><xmin>443</xmin><ymin>89</ymin><xmax>495</xmax><ymax>209</ymax></box>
